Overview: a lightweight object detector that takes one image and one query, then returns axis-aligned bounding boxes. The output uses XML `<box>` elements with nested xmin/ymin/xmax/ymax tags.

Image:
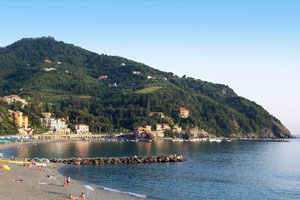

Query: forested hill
<box><xmin>0</xmin><ymin>37</ymin><xmax>293</xmax><ymax>138</ymax></box>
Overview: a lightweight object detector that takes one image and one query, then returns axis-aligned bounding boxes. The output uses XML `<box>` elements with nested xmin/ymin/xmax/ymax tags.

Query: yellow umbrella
<box><xmin>0</xmin><ymin>165</ymin><xmax>10</xmax><ymax>170</ymax></box>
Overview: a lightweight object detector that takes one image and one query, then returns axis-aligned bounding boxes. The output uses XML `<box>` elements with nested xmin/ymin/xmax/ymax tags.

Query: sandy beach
<box><xmin>0</xmin><ymin>141</ymin><xmax>145</xmax><ymax>200</ymax></box>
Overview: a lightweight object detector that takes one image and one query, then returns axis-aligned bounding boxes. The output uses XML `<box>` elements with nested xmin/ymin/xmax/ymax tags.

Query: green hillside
<box><xmin>0</xmin><ymin>101</ymin><xmax>18</xmax><ymax>135</ymax></box>
<box><xmin>0</xmin><ymin>37</ymin><xmax>293</xmax><ymax>138</ymax></box>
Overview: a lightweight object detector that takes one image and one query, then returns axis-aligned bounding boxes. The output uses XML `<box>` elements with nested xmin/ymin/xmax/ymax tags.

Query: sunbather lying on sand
<box><xmin>47</xmin><ymin>174</ymin><xmax>57</xmax><ymax>178</ymax></box>
<box><xmin>68</xmin><ymin>193</ymin><xmax>86</xmax><ymax>199</ymax></box>
<box><xmin>68</xmin><ymin>194</ymin><xmax>79</xmax><ymax>199</ymax></box>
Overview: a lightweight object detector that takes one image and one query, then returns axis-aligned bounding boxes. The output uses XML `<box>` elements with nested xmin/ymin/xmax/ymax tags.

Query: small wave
<box><xmin>98</xmin><ymin>185</ymin><xmax>147</xmax><ymax>198</ymax></box>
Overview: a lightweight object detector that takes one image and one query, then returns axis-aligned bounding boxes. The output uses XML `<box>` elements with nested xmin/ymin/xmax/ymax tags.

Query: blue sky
<box><xmin>1</xmin><ymin>0</ymin><xmax>299</xmax><ymax>134</ymax></box>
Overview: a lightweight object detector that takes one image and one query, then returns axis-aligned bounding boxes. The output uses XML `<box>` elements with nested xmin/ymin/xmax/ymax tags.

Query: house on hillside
<box><xmin>42</xmin><ymin>112</ymin><xmax>52</xmax><ymax>118</ymax></box>
<box><xmin>43</xmin><ymin>67</ymin><xmax>56</xmax><ymax>72</ymax></box>
<box><xmin>175</xmin><ymin>107</ymin><xmax>190</xmax><ymax>118</ymax></box>
<box><xmin>155</xmin><ymin>123</ymin><xmax>171</xmax><ymax>138</ymax></box>
<box><xmin>2</xmin><ymin>95</ymin><xmax>28</xmax><ymax>108</ymax></box>
<box><xmin>75</xmin><ymin>124</ymin><xmax>90</xmax><ymax>134</ymax></box>
<box><xmin>162</xmin><ymin>123</ymin><xmax>171</xmax><ymax>130</ymax></box>
<box><xmin>41</xmin><ymin>117</ymin><xmax>70</xmax><ymax>134</ymax></box>
<box><xmin>44</xmin><ymin>59</ymin><xmax>52</xmax><ymax>63</ymax></box>
<box><xmin>134</xmin><ymin>125</ymin><xmax>154</xmax><ymax>139</ymax></box>
<box><xmin>97</xmin><ymin>75</ymin><xmax>108</xmax><ymax>80</ymax></box>
<box><xmin>133</xmin><ymin>71</ymin><xmax>141</xmax><ymax>75</ymax></box>
<box><xmin>13</xmin><ymin>111</ymin><xmax>28</xmax><ymax>128</ymax></box>
<box><xmin>108</xmin><ymin>82</ymin><xmax>118</xmax><ymax>88</ymax></box>
<box><xmin>149</xmin><ymin>112</ymin><xmax>164</xmax><ymax>118</ymax></box>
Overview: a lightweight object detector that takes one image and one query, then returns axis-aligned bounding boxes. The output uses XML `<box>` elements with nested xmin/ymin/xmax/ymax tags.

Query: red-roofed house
<box><xmin>2</xmin><ymin>95</ymin><xmax>27</xmax><ymax>107</ymax></box>
<box><xmin>44</xmin><ymin>59</ymin><xmax>52</xmax><ymax>63</ymax></box>
<box><xmin>175</xmin><ymin>107</ymin><xmax>190</xmax><ymax>118</ymax></box>
<box><xmin>162</xmin><ymin>123</ymin><xmax>171</xmax><ymax>130</ymax></box>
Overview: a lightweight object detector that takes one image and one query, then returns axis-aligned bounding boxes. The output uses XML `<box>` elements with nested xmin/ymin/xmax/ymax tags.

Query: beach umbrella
<box><xmin>0</xmin><ymin>165</ymin><xmax>11</xmax><ymax>170</ymax></box>
<box><xmin>83</xmin><ymin>184</ymin><xmax>94</xmax><ymax>197</ymax></box>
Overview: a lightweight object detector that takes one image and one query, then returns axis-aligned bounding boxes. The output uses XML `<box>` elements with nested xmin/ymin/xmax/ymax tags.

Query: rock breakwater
<box><xmin>49</xmin><ymin>154</ymin><xmax>184</xmax><ymax>165</ymax></box>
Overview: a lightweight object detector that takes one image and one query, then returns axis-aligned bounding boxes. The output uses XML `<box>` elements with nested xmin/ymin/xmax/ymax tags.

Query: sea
<box><xmin>3</xmin><ymin>137</ymin><xmax>300</xmax><ymax>200</ymax></box>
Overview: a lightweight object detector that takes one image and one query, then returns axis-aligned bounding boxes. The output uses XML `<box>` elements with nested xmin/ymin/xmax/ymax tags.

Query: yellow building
<box><xmin>13</xmin><ymin>111</ymin><xmax>28</xmax><ymax>128</ymax></box>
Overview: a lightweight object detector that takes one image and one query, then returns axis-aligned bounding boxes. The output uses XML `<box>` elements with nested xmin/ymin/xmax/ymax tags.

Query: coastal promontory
<box><xmin>0</xmin><ymin>37</ymin><xmax>293</xmax><ymax>138</ymax></box>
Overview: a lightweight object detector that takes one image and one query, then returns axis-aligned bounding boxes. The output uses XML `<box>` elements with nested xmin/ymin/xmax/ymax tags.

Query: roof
<box><xmin>175</xmin><ymin>107</ymin><xmax>189</xmax><ymax>111</ymax></box>
<box><xmin>9</xmin><ymin>95</ymin><xmax>21</xmax><ymax>99</ymax></box>
<box><xmin>75</xmin><ymin>124</ymin><xmax>88</xmax><ymax>126</ymax></box>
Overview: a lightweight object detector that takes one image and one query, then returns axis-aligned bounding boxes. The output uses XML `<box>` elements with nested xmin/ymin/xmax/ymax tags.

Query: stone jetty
<box><xmin>49</xmin><ymin>154</ymin><xmax>184</xmax><ymax>165</ymax></box>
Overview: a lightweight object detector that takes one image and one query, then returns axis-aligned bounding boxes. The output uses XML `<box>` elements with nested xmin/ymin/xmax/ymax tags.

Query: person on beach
<box><xmin>67</xmin><ymin>176</ymin><xmax>71</xmax><ymax>185</ymax></box>
<box><xmin>47</xmin><ymin>174</ymin><xmax>56</xmax><ymax>179</ymax></box>
<box><xmin>79</xmin><ymin>193</ymin><xmax>86</xmax><ymax>199</ymax></box>
<box><xmin>64</xmin><ymin>180</ymin><xmax>68</xmax><ymax>187</ymax></box>
<box><xmin>68</xmin><ymin>194</ymin><xmax>79</xmax><ymax>199</ymax></box>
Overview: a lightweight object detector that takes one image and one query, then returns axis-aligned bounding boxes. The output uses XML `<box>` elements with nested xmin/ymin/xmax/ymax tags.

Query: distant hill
<box><xmin>0</xmin><ymin>37</ymin><xmax>293</xmax><ymax>138</ymax></box>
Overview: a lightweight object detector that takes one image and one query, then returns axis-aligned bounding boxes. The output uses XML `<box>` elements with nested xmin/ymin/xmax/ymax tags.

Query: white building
<box><xmin>41</xmin><ymin>117</ymin><xmax>67</xmax><ymax>131</ymax></box>
<box><xmin>75</xmin><ymin>124</ymin><xmax>90</xmax><ymax>134</ymax></box>
<box><xmin>133</xmin><ymin>71</ymin><xmax>141</xmax><ymax>75</ymax></box>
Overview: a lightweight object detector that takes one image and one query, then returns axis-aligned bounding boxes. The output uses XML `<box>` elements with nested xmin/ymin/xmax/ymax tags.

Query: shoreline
<box><xmin>0</xmin><ymin>141</ymin><xmax>146</xmax><ymax>200</ymax></box>
<box><xmin>0</xmin><ymin>161</ymin><xmax>145</xmax><ymax>200</ymax></box>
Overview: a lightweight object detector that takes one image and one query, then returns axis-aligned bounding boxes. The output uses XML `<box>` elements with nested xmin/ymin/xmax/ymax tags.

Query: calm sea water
<box><xmin>3</xmin><ymin>138</ymin><xmax>300</xmax><ymax>200</ymax></box>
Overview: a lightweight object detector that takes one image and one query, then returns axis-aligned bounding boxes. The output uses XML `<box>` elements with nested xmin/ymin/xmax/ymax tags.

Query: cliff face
<box><xmin>0</xmin><ymin>37</ymin><xmax>294</xmax><ymax>138</ymax></box>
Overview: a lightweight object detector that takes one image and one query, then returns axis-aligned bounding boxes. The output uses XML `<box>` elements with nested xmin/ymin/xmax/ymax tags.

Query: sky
<box><xmin>0</xmin><ymin>0</ymin><xmax>299</xmax><ymax>134</ymax></box>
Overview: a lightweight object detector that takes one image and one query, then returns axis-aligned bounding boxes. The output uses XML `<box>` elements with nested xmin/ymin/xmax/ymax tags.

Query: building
<box><xmin>108</xmin><ymin>82</ymin><xmax>118</xmax><ymax>88</ymax></box>
<box><xmin>155</xmin><ymin>123</ymin><xmax>171</xmax><ymax>138</ymax></box>
<box><xmin>156</xmin><ymin>124</ymin><xmax>163</xmax><ymax>131</ymax></box>
<box><xmin>175</xmin><ymin>107</ymin><xmax>190</xmax><ymax>118</ymax></box>
<box><xmin>40</xmin><ymin>116</ymin><xmax>71</xmax><ymax>135</ymax></box>
<box><xmin>41</xmin><ymin>117</ymin><xmax>67</xmax><ymax>131</ymax></box>
<box><xmin>2</xmin><ymin>95</ymin><xmax>28</xmax><ymax>107</ymax></box>
<box><xmin>75</xmin><ymin>124</ymin><xmax>90</xmax><ymax>134</ymax></box>
<box><xmin>134</xmin><ymin>125</ymin><xmax>153</xmax><ymax>139</ymax></box>
<box><xmin>42</xmin><ymin>112</ymin><xmax>52</xmax><ymax>118</ymax></box>
<box><xmin>132</xmin><ymin>71</ymin><xmax>141</xmax><ymax>75</ymax></box>
<box><xmin>43</xmin><ymin>67</ymin><xmax>56</xmax><ymax>71</ymax></box>
<box><xmin>172</xmin><ymin>125</ymin><xmax>182</xmax><ymax>134</ymax></box>
<box><xmin>149</xmin><ymin>112</ymin><xmax>164</xmax><ymax>118</ymax></box>
<box><xmin>97</xmin><ymin>75</ymin><xmax>108</xmax><ymax>80</ymax></box>
<box><xmin>54</xmin><ymin>128</ymin><xmax>71</xmax><ymax>135</ymax></box>
<box><xmin>162</xmin><ymin>123</ymin><xmax>171</xmax><ymax>130</ymax></box>
<box><xmin>18</xmin><ymin>128</ymin><xmax>34</xmax><ymax>136</ymax></box>
<box><xmin>13</xmin><ymin>111</ymin><xmax>28</xmax><ymax>128</ymax></box>
<box><xmin>44</xmin><ymin>59</ymin><xmax>52</xmax><ymax>63</ymax></box>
